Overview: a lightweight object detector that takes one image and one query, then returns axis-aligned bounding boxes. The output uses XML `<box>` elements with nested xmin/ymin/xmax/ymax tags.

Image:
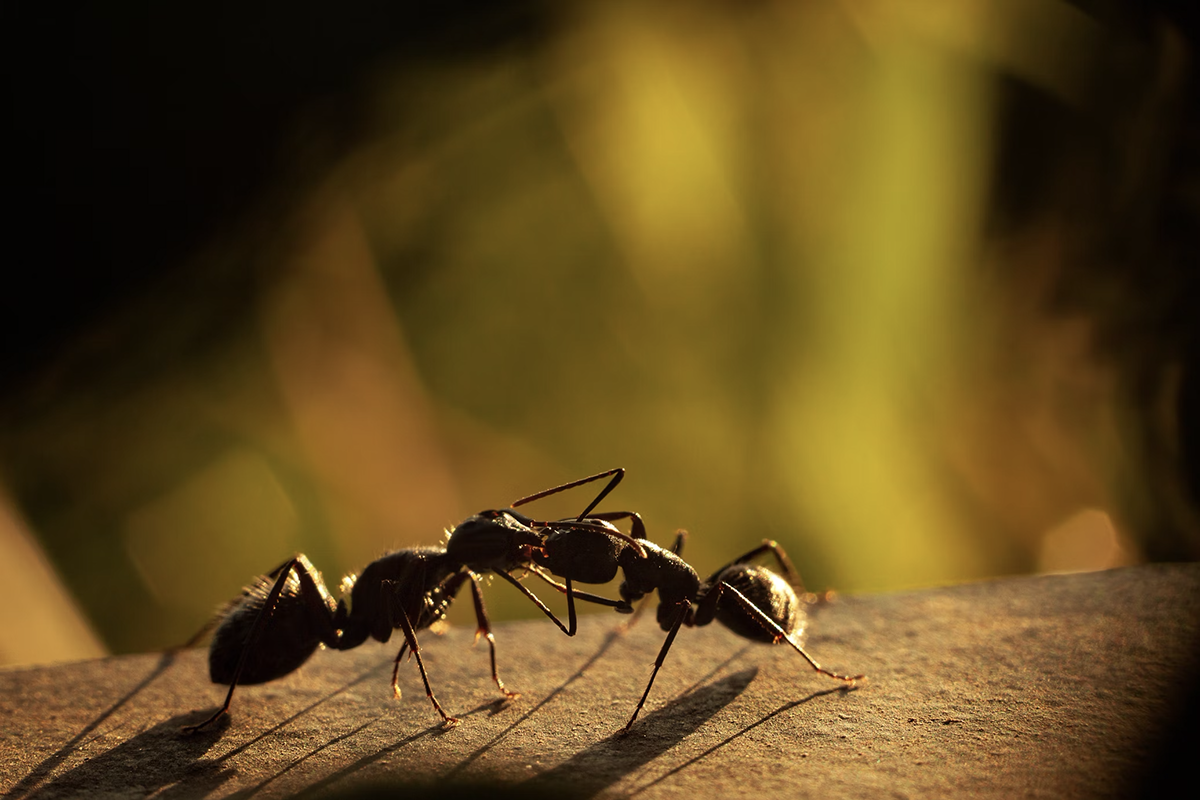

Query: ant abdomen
<box><xmin>712</xmin><ymin>564</ymin><xmax>804</xmax><ymax>644</ymax></box>
<box><xmin>617</xmin><ymin>540</ymin><xmax>860</xmax><ymax>732</ymax></box>
<box><xmin>209</xmin><ymin>565</ymin><xmax>336</xmax><ymax>685</ymax></box>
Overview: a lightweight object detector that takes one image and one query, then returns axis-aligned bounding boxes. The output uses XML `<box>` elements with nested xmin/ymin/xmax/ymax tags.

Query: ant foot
<box><xmin>181</xmin><ymin>709</ymin><xmax>229</xmax><ymax>735</ymax></box>
<box><xmin>833</xmin><ymin>673</ymin><xmax>865</xmax><ymax>690</ymax></box>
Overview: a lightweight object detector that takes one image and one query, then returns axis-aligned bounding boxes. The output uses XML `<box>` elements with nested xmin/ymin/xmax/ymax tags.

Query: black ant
<box><xmin>183</xmin><ymin>468</ymin><xmax>646</xmax><ymax>732</ymax></box>
<box><xmin>531</xmin><ymin>524</ymin><xmax>865</xmax><ymax>731</ymax></box>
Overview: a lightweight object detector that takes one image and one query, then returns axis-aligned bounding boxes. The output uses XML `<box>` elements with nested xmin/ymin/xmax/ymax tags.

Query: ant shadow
<box><xmin>206</xmin><ymin>659</ymin><xmax>521</xmax><ymax>798</ymax></box>
<box><xmin>310</xmin><ymin>665</ymin><xmax>763</xmax><ymax>800</ymax></box>
<box><xmin>444</xmin><ymin>625</ymin><xmax>629</xmax><ymax>778</ymax></box>
<box><xmin>441</xmin><ymin>628</ymin><xmax>758</xmax><ymax>782</ymax></box>
<box><xmin>16</xmin><ymin>712</ymin><xmax>235</xmax><ymax>800</ymax></box>
<box><xmin>518</xmin><ymin>666</ymin><xmax>761</xmax><ymax>799</ymax></box>
<box><xmin>8</xmin><ymin>649</ymin><xmax>182</xmax><ymax>799</ymax></box>
<box><xmin>193</xmin><ymin>656</ymin><xmax>395</xmax><ymax>761</ymax></box>
<box><xmin>517</xmin><ymin>679</ymin><xmax>855</xmax><ymax>800</ymax></box>
<box><xmin>239</xmin><ymin>689</ymin><xmax>515</xmax><ymax>799</ymax></box>
<box><xmin>282</xmin><ymin>722</ymin><xmax>444</xmax><ymax>800</ymax></box>
<box><xmin>625</xmin><ymin>683</ymin><xmax>856</xmax><ymax>797</ymax></box>
<box><xmin>8</xmin><ymin>651</ymin><xmax>440</xmax><ymax>800</ymax></box>
<box><xmin>182</xmin><ymin>656</ymin><xmax>465</xmax><ymax>799</ymax></box>
<box><xmin>282</xmin><ymin>628</ymin><xmax>629</xmax><ymax>796</ymax></box>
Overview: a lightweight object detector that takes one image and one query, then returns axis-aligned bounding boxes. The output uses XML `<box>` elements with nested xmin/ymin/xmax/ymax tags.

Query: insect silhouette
<box><xmin>534</xmin><ymin>523</ymin><xmax>865</xmax><ymax>731</ymax></box>
<box><xmin>183</xmin><ymin>468</ymin><xmax>646</xmax><ymax>732</ymax></box>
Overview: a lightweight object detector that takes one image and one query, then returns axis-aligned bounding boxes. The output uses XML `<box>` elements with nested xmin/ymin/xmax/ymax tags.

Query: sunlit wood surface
<box><xmin>3</xmin><ymin>563</ymin><xmax>1196</xmax><ymax>799</ymax></box>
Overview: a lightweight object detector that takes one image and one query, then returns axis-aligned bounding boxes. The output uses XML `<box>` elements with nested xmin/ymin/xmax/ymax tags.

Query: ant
<box><xmin>183</xmin><ymin>468</ymin><xmax>646</xmax><ymax>732</ymax></box>
<box><xmin>531</xmin><ymin>522</ymin><xmax>865</xmax><ymax>731</ymax></box>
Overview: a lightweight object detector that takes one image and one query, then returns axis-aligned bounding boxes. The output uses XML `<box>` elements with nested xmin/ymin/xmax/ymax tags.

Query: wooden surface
<box><xmin>2</xmin><ymin>563</ymin><xmax>1198</xmax><ymax>799</ymax></box>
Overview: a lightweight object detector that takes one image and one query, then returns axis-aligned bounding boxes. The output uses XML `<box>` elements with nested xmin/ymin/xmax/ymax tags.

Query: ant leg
<box><xmin>391</xmin><ymin>604</ymin><xmax>458</xmax><ymax>725</ymax></box>
<box><xmin>703</xmin><ymin>540</ymin><xmax>805</xmax><ymax>591</ymax></box>
<box><xmin>623</xmin><ymin>600</ymin><xmax>691</xmax><ymax>732</ymax></box>
<box><xmin>715</xmin><ymin>581</ymin><xmax>863</xmax><ymax>684</ymax></box>
<box><xmin>526</xmin><ymin>568</ymin><xmax>634</xmax><ymax>612</ymax></box>
<box><xmin>183</xmin><ymin>556</ymin><xmax>338</xmax><ymax>733</ymax></box>
<box><xmin>510</xmin><ymin>467</ymin><xmax>625</xmax><ymax>519</ymax></box>
<box><xmin>756</xmin><ymin>541</ymin><xmax>803</xmax><ymax>591</ymax></box>
<box><xmin>618</xmin><ymin>595</ymin><xmax>652</xmax><ymax>632</ymax></box>
<box><xmin>584</xmin><ymin>510</ymin><xmax>647</xmax><ymax>540</ymax></box>
<box><xmin>390</xmin><ymin>640</ymin><xmax>410</xmax><ymax>696</ymax></box>
<box><xmin>466</xmin><ymin>572</ymin><xmax>519</xmax><ymax>698</ymax></box>
<box><xmin>492</xmin><ymin>570</ymin><xmax>579</xmax><ymax>635</ymax></box>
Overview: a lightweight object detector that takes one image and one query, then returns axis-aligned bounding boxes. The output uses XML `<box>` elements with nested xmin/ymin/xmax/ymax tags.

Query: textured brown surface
<box><xmin>2</xmin><ymin>563</ymin><xmax>1198</xmax><ymax>799</ymax></box>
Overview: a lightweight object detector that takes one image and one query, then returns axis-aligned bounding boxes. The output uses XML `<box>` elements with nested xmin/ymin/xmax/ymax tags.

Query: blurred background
<box><xmin>3</xmin><ymin>0</ymin><xmax>1198</xmax><ymax>667</ymax></box>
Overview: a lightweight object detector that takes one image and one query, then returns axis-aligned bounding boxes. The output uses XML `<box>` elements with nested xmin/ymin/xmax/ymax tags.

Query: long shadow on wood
<box><xmin>12</xmin><ymin>656</ymin><xmax>405</xmax><ymax>799</ymax></box>
<box><xmin>9</xmin><ymin>650</ymin><xmax>181</xmax><ymax>799</ymax></box>
<box><xmin>275</xmin><ymin>695</ymin><xmax>520</xmax><ymax>799</ymax></box>
<box><xmin>20</xmin><ymin>712</ymin><xmax>235</xmax><ymax>800</ymax></box>
<box><xmin>319</xmin><ymin>668</ymin><xmax>761</xmax><ymax>800</ymax></box>
<box><xmin>627</xmin><ymin>684</ymin><xmax>856</xmax><ymax>797</ymax></box>
<box><xmin>445</xmin><ymin>626</ymin><xmax>629</xmax><ymax>779</ymax></box>
<box><xmin>518</xmin><ymin>667</ymin><xmax>760</xmax><ymax>799</ymax></box>
<box><xmin>198</xmin><ymin>658</ymin><xmax>391</xmax><ymax>759</ymax></box>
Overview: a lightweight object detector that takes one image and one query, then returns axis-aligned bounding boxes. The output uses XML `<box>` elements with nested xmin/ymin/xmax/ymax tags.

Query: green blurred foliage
<box><xmin>2</xmin><ymin>0</ymin><xmax>1196</xmax><ymax>662</ymax></box>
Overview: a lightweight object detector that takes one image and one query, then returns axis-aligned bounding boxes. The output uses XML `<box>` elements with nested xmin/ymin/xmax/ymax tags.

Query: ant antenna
<box><xmin>510</xmin><ymin>468</ymin><xmax>625</xmax><ymax>519</ymax></box>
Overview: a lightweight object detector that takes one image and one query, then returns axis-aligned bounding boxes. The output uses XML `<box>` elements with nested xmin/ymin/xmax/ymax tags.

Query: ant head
<box><xmin>619</xmin><ymin>579</ymin><xmax>648</xmax><ymax>606</ymax></box>
<box><xmin>445</xmin><ymin>511</ymin><xmax>544</xmax><ymax>569</ymax></box>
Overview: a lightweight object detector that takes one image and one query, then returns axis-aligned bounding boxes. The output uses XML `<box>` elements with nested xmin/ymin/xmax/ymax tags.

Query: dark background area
<box><xmin>4</xmin><ymin>1</ymin><xmax>555</xmax><ymax>386</ymax></box>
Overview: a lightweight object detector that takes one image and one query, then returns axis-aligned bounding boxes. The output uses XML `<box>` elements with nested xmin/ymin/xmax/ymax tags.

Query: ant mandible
<box><xmin>532</xmin><ymin>523</ymin><xmax>865</xmax><ymax>731</ymax></box>
<box><xmin>184</xmin><ymin>468</ymin><xmax>645</xmax><ymax>732</ymax></box>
